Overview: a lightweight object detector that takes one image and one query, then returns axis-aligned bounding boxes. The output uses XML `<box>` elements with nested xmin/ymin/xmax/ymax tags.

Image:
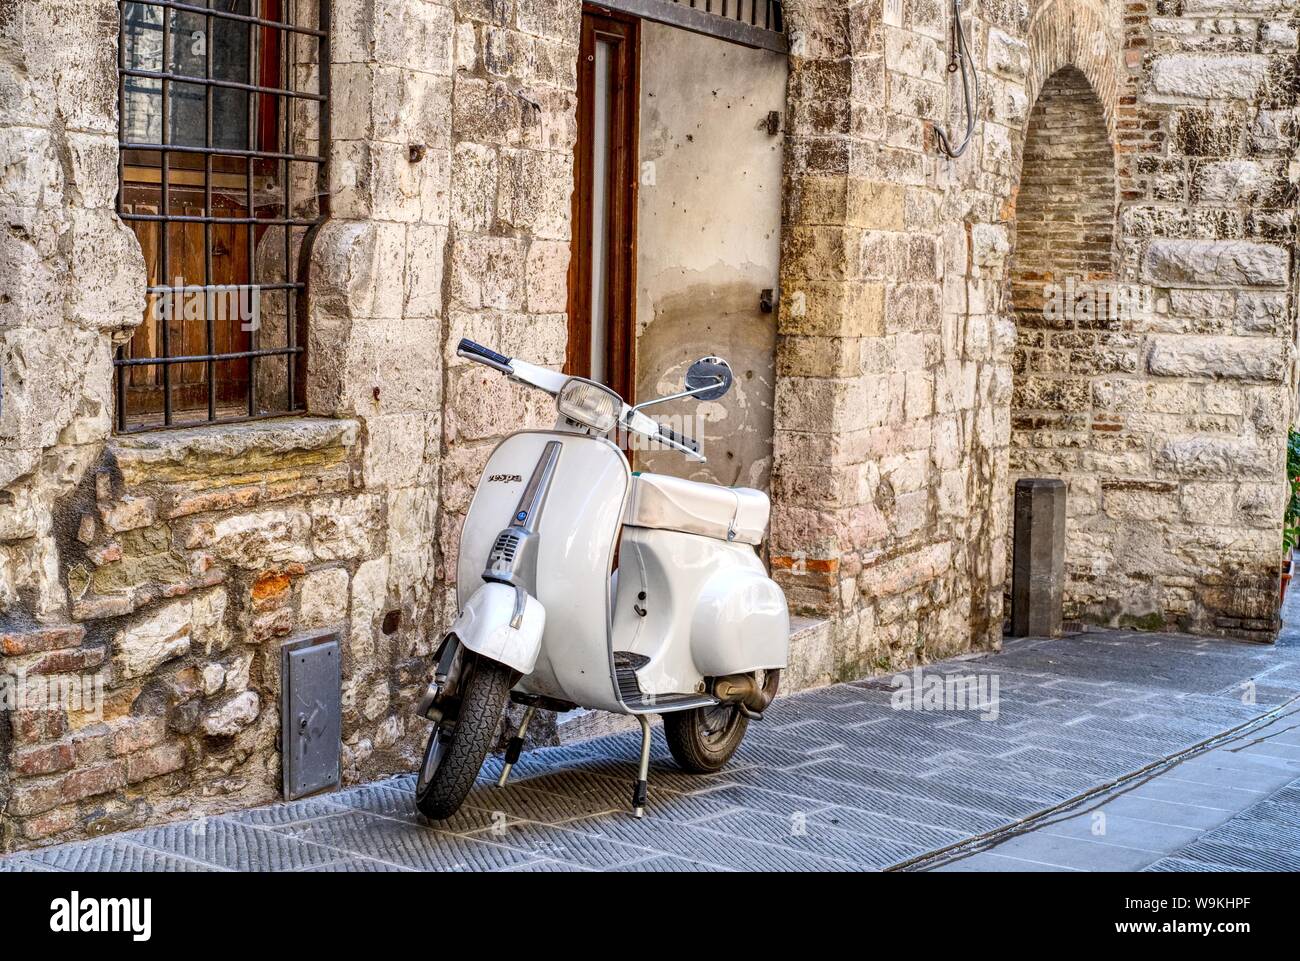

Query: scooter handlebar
<box><xmin>457</xmin><ymin>338</ymin><xmax>514</xmax><ymax>374</ymax></box>
<box><xmin>456</xmin><ymin>339</ymin><xmax>703</xmax><ymax>460</ymax></box>
<box><xmin>457</xmin><ymin>338</ymin><xmax>569</xmax><ymax>396</ymax></box>
<box><xmin>657</xmin><ymin>422</ymin><xmax>702</xmax><ymax>456</ymax></box>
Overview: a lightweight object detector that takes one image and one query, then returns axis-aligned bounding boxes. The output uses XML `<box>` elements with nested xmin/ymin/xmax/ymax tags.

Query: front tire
<box><xmin>415</xmin><ymin>655</ymin><xmax>514</xmax><ymax>819</ymax></box>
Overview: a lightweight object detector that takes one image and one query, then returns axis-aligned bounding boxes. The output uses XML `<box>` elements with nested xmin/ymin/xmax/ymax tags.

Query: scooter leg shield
<box><xmin>452</xmin><ymin>582</ymin><xmax>546</xmax><ymax>675</ymax></box>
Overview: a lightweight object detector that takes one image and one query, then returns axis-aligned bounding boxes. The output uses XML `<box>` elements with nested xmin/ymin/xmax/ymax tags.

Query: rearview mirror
<box><xmin>685</xmin><ymin>356</ymin><xmax>732</xmax><ymax>402</ymax></box>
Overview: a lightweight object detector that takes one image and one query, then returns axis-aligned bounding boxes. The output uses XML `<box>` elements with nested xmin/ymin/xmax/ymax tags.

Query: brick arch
<box><xmin>1024</xmin><ymin>0</ymin><xmax>1121</xmax><ymax>140</ymax></box>
<box><xmin>1005</xmin><ymin>59</ymin><xmax>1122</xmax><ymax>625</ymax></box>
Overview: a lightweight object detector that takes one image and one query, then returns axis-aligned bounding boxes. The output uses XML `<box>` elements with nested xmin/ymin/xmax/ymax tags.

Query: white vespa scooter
<box><xmin>413</xmin><ymin>339</ymin><xmax>789</xmax><ymax>820</ymax></box>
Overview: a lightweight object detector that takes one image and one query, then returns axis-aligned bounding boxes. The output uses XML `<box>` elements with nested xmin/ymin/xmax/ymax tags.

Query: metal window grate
<box><xmin>596</xmin><ymin>0</ymin><xmax>786</xmax><ymax>52</ymax></box>
<box><xmin>114</xmin><ymin>0</ymin><xmax>330</xmax><ymax>432</ymax></box>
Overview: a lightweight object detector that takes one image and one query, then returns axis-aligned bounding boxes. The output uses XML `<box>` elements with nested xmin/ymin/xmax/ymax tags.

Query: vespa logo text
<box><xmin>487</xmin><ymin>474</ymin><xmax>523</xmax><ymax>484</ymax></box>
<box><xmin>50</xmin><ymin>891</ymin><xmax>152</xmax><ymax>942</ymax></box>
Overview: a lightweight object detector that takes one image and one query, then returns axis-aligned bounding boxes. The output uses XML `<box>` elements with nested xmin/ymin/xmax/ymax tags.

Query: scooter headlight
<box><xmin>557</xmin><ymin>377</ymin><xmax>621</xmax><ymax>433</ymax></box>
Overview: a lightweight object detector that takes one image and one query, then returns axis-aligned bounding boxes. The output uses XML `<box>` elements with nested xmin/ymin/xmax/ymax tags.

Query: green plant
<box><xmin>1286</xmin><ymin>428</ymin><xmax>1300</xmax><ymax>558</ymax></box>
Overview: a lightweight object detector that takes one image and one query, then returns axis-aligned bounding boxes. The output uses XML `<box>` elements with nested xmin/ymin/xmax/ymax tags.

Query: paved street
<box><xmin>3</xmin><ymin>617</ymin><xmax>1298</xmax><ymax>872</ymax></box>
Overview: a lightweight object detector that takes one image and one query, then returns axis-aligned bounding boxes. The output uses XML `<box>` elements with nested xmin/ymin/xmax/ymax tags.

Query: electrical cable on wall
<box><xmin>936</xmin><ymin>0</ymin><xmax>980</xmax><ymax>158</ymax></box>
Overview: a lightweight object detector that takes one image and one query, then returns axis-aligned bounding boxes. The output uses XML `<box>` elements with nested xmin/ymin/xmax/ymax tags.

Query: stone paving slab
<box><xmin>4</xmin><ymin>626</ymin><xmax>1299</xmax><ymax>872</ymax></box>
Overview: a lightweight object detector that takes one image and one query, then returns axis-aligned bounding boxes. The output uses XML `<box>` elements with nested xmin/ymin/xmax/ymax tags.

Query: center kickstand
<box><xmin>632</xmin><ymin>714</ymin><xmax>651</xmax><ymax>818</ymax></box>
<box><xmin>497</xmin><ymin>705</ymin><xmax>537</xmax><ymax>787</ymax></box>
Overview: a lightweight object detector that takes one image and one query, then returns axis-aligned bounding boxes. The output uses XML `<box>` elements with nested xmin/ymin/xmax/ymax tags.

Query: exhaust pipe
<box><xmin>712</xmin><ymin>669</ymin><xmax>781</xmax><ymax>718</ymax></box>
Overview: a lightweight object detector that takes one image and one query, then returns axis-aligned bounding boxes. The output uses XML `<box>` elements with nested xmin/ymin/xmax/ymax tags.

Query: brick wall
<box><xmin>1008</xmin><ymin>65</ymin><xmax>1125</xmax><ymax>624</ymax></box>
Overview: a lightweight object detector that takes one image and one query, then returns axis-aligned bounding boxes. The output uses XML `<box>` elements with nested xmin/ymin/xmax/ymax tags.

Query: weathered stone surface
<box><xmin>1154</xmin><ymin>438</ymin><xmax>1275</xmax><ymax>478</ymax></box>
<box><xmin>311</xmin><ymin>495</ymin><xmax>383</xmax><ymax>560</ymax></box>
<box><xmin>201</xmin><ymin>691</ymin><xmax>261</xmax><ymax>738</ymax></box>
<box><xmin>187</xmin><ymin>510</ymin><xmax>313</xmax><ymax>569</ymax></box>
<box><xmin>1150</xmin><ymin>55</ymin><xmax>1269</xmax><ymax>99</ymax></box>
<box><xmin>112</xmin><ymin>590</ymin><xmax>227</xmax><ymax>680</ymax></box>
<box><xmin>1142</xmin><ymin>240</ymin><xmax>1288</xmax><ymax>287</ymax></box>
<box><xmin>1147</xmin><ymin>336</ymin><xmax>1286</xmax><ymax>382</ymax></box>
<box><xmin>299</xmin><ymin>567</ymin><xmax>351</xmax><ymax>627</ymax></box>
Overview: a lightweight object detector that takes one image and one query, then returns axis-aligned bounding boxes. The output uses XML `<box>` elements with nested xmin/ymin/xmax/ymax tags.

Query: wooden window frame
<box><xmin>567</xmin><ymin>5</ymin><xmax>640</xmax><ymax>406</ymax></box>
<box><xmin>114</xmin><ymin>0</ymin><xmax>329</xmax><ymax>432</ymax></box>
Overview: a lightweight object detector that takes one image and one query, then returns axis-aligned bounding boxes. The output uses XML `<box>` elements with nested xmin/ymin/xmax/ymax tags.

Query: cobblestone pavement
<box><xmin>3</xmin><ymin>626</ymin><xmax>1298</xmax><ymax>872</ymax></box>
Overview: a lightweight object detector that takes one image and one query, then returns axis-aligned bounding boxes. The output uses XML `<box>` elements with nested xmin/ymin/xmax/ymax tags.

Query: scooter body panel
<box><xmin>611</xmin><ymin>527</ymin><xmax>789</xmax><ymax>698</ymax></box>
<box><xmin>451</xmin><ymin>582</ymin><xmax>546</xmax><ymax>675</ymax></box>
<box><xmin>458</xmin><ymin>430</ymin><xmax>630</xmax><ymax>712</ymax></box>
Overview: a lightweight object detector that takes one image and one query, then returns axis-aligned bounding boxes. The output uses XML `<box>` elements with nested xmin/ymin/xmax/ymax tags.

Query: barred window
<box><xmin>115</xmin><ymin>1</ymin><xmax>329</xmax><ymax>432</ymax></box>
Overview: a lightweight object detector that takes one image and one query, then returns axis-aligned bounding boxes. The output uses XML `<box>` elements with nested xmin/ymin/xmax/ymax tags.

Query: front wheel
<box><xmin>415</xmin><ymin>655</ymin><xmax>514</xmax><ymax>819</ymax></box>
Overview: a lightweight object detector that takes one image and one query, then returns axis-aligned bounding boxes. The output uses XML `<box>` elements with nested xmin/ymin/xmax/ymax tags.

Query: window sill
<box><xmin>108</xmin><ymin>416</ymin><xmax>359</xmax><ymax>485</ymax></box>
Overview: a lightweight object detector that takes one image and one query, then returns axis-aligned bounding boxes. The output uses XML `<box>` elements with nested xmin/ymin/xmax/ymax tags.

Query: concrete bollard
<box><xmin>1010</xmin><ymin>478</ymin><xmax>1066</xmax><ymax>638</ymax></box>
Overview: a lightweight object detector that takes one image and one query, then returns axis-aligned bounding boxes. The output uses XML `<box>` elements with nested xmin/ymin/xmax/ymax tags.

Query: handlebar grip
<box><xmin>658</xmin><ymin>423</ymin><xmax>701</xmax><ymax>455</ymax></box>
<box><xmin>457</xmin><ymin>338</ymin><xmax>513</xmax><ymax>372</ymax></box>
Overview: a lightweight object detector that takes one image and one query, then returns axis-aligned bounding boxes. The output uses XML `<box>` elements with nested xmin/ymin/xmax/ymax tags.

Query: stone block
<box><xmin>125</xmin><ymin>741</ymin><xmax>188</xmax><ymax>783</ymax></box>
<box><xmin>12</xmin><ymin>741</ymin><xmax>75</xmax><ymax>778</ymax></box>
<box><xmin>188</xmin><ymin>509</ymin><xmax>313</xmax><ymax>569</ymax></box>
<box><xmin>1142</xmin><ymin>240</ymin><xmax>1288</xmax><ymax>288</ymax></box>
<box><xmin>300</xmin><ymin>567</ymin><xmax>351</xmax><ymax>628</ymax></box>
<box><xmin>1</xmin><ymin>625</ymin><xmax>85</xmax><ymax>657</ymax></box>
<box><xmin>778</xmin><ymin>282</ymin><xmax>885</xmax><ymax>338</ymax></box>
<box><xmin>1150</xmin><ymin>55</ymin><xmax>1269</xmax><ymax>99</ymax></box>
<box><xmin>201</xmin><ymin>690</ymin><xmax>261</xmax><ymax>737</ymax></box>
<box><xmin>112</xmin><ymin>589</ymin><xmax>227</xmax><ymax>680</ymax></box>
<box><xmin>1154</xmin><ymin>437</ymin><xmax>1274</xmax><ymax>479</ymax></box>
<box><xmin>1147</xmin><ymin>336</ymin><xmax>1286</xmax><ymax>382</ymax></box>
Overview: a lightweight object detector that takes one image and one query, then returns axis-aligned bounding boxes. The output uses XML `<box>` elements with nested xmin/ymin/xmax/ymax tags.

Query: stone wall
<box><xmin>1</xmin><ymin>0</ymin><xmax>1296</xmax><ymax>850</ymax></box>
<box><xmin>1100</xmin><ymin>0</ymin><xmax>1298</xmax><ymax>637</ymax></box>
<box><xmin>768</xmin><ymin>0</ymin><xmax>1297</xmax><ymax>691</ymax></box>
<box><xmin>0</xmin><ymin>0</ymin><xmax>459</xmax><ymax>849</ymax></box>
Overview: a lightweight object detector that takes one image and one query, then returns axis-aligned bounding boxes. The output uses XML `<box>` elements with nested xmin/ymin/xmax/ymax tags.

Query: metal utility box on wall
<box><xmin>281</xmin><ymin>632</ymin><xmax>342</xmax><ymax>800</ymax></box>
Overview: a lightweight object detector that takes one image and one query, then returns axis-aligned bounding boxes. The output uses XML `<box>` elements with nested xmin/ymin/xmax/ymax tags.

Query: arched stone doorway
<box><xmin>1007</xmin><ymin>64</ymin><xmax>1123</xmax><ymax>627</ymax></box>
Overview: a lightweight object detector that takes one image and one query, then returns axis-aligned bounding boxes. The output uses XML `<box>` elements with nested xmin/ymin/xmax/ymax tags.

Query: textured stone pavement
<box><xmin>3</xmin><ymin>625</ymin><xmax>1298</xmax><ymax>872</ymax></box>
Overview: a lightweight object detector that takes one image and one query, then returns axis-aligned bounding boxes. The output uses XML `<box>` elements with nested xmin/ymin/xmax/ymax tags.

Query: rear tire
<box><xmin>414</xmin><ymin>655</ymin><xmax>514</xmax><ymax>819</ymax></box>
<box><xmin>664</xmin><ymin>704</ymin><xmax>749</xmax><ymax>773</ymax></box>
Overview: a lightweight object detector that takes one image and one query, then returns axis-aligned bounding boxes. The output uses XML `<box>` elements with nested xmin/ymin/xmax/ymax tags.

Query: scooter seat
<box><xmin>623</xmin><ymin>472</ymin><xmax>769</xmax><ymax>546</ymax></box>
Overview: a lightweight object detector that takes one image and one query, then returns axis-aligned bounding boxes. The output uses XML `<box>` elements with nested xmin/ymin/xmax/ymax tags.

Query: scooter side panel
<box><xmin>613</xmin><ymin>527</ymin><xmax>788</xmax><ymax>696</ymax></box>
<box><xmin>458</xmin><ymin>431</ymin><xmax>629</xmax><ymax>711</ymax></box>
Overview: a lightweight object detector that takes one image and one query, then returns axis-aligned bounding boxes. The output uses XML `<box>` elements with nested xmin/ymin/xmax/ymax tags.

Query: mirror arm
<box><xmin>627</xmin><ymin>376</ymin><xmax>724</xmax><ymax>416</ymax></box>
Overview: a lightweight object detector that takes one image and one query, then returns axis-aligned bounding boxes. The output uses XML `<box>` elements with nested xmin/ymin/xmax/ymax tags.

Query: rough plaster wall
<box><xmin>633</xmin><ymin>23</ymin><xmax>786</xmax><ymax>491</ymax></box>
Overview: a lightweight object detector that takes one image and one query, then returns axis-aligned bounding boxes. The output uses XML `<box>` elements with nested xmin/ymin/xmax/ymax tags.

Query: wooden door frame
<box><xmin>567</xmin><ymin>4</ymin><xmax>639</xmax><ymax>405</ymax></box>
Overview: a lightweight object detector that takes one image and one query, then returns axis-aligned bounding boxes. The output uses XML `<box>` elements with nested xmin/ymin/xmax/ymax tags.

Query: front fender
<box><xmin>453</xmin><ymin>582</ymin><xmax>545</xmax><ymax>675</ymax></box>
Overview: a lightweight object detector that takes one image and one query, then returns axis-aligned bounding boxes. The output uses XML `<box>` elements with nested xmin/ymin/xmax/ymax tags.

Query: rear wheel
<box><xmin>664</xmin><ymin>703</ymin><xmax>749</xmax><ymax>773</ymax></box>
<box><xmin>414</xmin><ymin>655</ymin><xmax>514</xmax><ymax>819</ymax></box>
<box><xmin>665</xmin><ymin>669</ymin><xmax>780</xmax><ymax>773</ymax></box>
